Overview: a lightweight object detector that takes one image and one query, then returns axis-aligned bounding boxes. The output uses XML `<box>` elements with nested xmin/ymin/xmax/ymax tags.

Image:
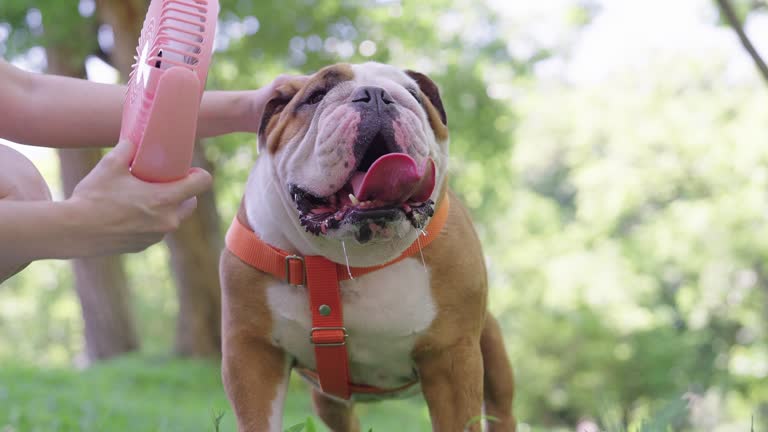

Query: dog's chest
<box><xmin>266</xmin><ymin>258</ymin><xmax>436</xmax><ymax>389</ymax></box>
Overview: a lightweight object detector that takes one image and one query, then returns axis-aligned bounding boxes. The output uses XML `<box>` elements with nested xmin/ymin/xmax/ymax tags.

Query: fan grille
<box><xmin>147</xmin><ymin>0</ymin><xmax>212</xmax><ymax>70</ymax></box>
<box><xmin>121</xmin><ymin>0</ymin><xmax>217</xmax><ymax>150</ymax></box>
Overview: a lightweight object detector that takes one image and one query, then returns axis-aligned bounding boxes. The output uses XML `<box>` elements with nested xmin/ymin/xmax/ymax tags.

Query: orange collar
<box><xmin>224</xmin><ymin>196</ymin><xmax>449</xmax><ymax>400</ymax></box>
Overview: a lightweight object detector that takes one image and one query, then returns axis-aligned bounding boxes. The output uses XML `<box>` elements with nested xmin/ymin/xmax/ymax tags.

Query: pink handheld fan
<box><xmin>120</xmin><ymin>0</ymin><xmax>219</xmax><ymax>182</ymax></box>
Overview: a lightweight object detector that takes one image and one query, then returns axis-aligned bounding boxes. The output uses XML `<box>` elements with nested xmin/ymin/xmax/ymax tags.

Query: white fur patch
<box><xmin>267</xmin><ymin>360</ymin><xmax>291</xmax><ymax>432</ymax></box>
<box><xmin>267</xmin><ymin>257</ymin><xmax>436</xmax><ymax>390</ymax></box>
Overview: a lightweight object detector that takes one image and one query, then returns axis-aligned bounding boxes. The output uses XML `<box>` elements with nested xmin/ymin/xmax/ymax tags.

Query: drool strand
<box><xmin>341</xmin><ymin>240</ymin><xmax>354</xmax><ymax>280</ymax></box>
<box><xmin>417</xmin><ymin>231</ymin><xmax>427</xmax><ymax>272</ymax></box>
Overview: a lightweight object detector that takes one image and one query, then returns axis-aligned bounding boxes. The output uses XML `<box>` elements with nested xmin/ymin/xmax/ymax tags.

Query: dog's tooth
<box><xmin>349</xmin><ymin>193</ymin><xmax>360</xmax><ymax>206</ymax></box>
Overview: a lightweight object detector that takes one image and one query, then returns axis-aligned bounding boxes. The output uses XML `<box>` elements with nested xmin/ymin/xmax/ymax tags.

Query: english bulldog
<box><xmin>219</xmin><ymin>62</ymin><xmax>515</xmax><ymax>432</ymax></box>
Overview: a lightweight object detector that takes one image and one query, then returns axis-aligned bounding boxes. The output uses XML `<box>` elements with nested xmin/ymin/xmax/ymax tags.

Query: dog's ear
<box><xmin>405</xmin><ymin>70</ymin><xmax>447</xmax><ymax>126</ymax></box>
<box><xmin>257</xmin><ymin>78</ymin><xmax>305</xmax><ymax>152</ymax></box>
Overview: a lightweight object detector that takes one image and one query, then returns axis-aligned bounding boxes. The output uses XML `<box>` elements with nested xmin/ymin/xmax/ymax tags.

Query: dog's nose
<box><xmin>351</xmin><ymin>86</ymin><xmax>394</xmax><ymax>111</ymax></box>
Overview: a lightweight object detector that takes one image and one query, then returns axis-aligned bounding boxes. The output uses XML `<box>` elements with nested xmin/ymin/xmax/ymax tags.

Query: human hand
<box><xmin>66</xmin><ymin>139</ymin><xmax>213</xmax><ymax>256</ymax></box>
<box><xmin>195</xmin><ymin>75</ymin><xmax>310</xmax><ymax>138</ymax></box>
<box><xmin>249</xmin><ymin>74</ymin><xmax>310</xmax><ymax>129</ymax></box>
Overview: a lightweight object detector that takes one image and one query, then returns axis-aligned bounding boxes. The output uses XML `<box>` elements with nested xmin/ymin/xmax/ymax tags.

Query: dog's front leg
<box><xmin>221</xmin><ymin>250</ymin><xmax>292</xmax><ymax>432</ymax></box>
<box><xmin>415</xmin><ymin>341</ymin><xmax>484</xmax><ymax>432</ymax></box>
<box><xmin>222</xmin><ymin>335</ymin><xmax>290</xmax><ymax>432</ymax></box>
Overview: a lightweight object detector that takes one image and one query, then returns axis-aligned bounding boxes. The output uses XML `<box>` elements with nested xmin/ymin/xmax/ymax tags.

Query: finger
<box><xmin>177</xmin><ymin>197</ymin><xmax>198</xmax><ymax>220</ymax></box>
<box><xmin>161</xmin><ymin>168</ymin><xmax>213</xmax><ymax>203</ymax></box>
<box><xmin>274</xmin><ymin>74</ymin><xmax>310</xmax><ymax>87</ymax></box>
<box><xmin>273</xmin><ymin>75</ymin><xmax>310</xmax><ymax>99</ymax></box>
<box><xmin>100</xmin><ymin>139</ymin><xmax>137</xmax><ymax>170</ymax></box>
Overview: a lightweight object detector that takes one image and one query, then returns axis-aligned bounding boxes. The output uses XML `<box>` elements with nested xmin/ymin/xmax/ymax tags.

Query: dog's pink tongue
<box><xmin>350</xmin><ymin>153</ymin><xmax>435</xmax><ymax>203</ymax></box>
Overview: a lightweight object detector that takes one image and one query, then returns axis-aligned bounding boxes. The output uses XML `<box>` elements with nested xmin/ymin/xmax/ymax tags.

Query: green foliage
<box><xmin>0</xmin><ymin>356</ymin><xmax>699</xmax><ymax>432</ymax></box>
<box><xmin>0</xmin><ymin>0</ymin><xmax>96</xmax><ymax>62</ymax></box>
<box><xmin>212</xmin><ymin>409</ymin><xmax>226</xmax><ymax>432</ymax></box>
<box><xmin>497</xmin><ymin>57</ymin><xmax>768</xmax><ymax>424</ymax></box>
<box><xmin>0</xmin><ymin>356</ymin><xmax>431</xmax><ymax>431</ymax></box>
<box><xmin>464</xmin><ymin>414</ymin><xmax>499</xmax><ymax>430</ymax></box>
<box><xmin>284</xmin><ymin>422</ymin><xmax>306</xmax><ymax>432</ymax></box>
<box><xmin>1</xmin><ymin>356</ymin><xmax>238</xmax><ymax>431</ymax></box>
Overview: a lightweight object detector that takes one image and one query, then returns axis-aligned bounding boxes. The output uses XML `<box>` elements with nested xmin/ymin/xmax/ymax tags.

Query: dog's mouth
<box><xmin>290</xmin><ymin>135</ymin><xmax>436</xmax><ymax>242</ymax></box>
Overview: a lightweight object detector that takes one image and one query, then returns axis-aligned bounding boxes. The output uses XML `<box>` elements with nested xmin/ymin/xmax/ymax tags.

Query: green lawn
<box><xmin>0</xmin><ymin>355</ymin><xmax>432</xmax><ymax>432</ymax></box>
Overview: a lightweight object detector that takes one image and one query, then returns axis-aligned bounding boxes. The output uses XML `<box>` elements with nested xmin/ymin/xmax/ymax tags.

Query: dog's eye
<box><xmin>407</xmin><ymin>87</ymin><xmax>421</xmax><ymax>103</ymax></box>
<box><xmin>305</xmin><ymin>89</ymin><xmax>327</xmax><ymax>105</ymax></box>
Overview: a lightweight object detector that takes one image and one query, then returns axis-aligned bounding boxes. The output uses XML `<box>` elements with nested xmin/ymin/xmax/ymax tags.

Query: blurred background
<box><xmin>1</xmin><ymin>0</ymin><xmax>767</xmax><ymax>431</ymax></box>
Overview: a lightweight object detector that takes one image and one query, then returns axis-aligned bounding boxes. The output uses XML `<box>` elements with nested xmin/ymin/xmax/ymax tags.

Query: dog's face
<box><xmin>258</xmin><ymin>62</ymin><xmax>448</xmax><ymax>248</ymax></box>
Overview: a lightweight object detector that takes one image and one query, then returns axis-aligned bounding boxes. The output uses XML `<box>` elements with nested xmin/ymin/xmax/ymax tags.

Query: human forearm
<box><xmin>1</xmin><ymin>60</ymin><xmax>306</xmax><ymax>148</ymax></box>
<box><xmin>10</xmin><ymin>77</ymin><xmax>259</xmax><ymax>147</ymax></box>
<box><xmin>0</xmin><ymin>140</ymin><xmax>212</xmax><ymax>265</ymax></box>
<box><xmin>197</xmin><ymin>89</ymin><xmax>262</xmax><ymax>137</ymax></box>
<box><xmin>5</xmin><ymin>72</ymin><xmax>125</xmax><ymax>148</ymax></box>
<box><xmin>0</xmin><ymin>200</ymin><xmax>95</xmax><ymax>262</ymax></box>
<box><xmin>2</xmin><ymin>63</ymin><xmax>261</xmax><ymax>148</ymax></box>
<box><xmin>0</xmin><ymin>60</ymin><xmax>124</xmax><ymax>147</ymax></box>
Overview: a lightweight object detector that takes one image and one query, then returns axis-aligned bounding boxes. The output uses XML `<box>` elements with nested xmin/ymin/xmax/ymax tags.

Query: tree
<box><xmin>44</xmin><ymin>4</ymin><xmax>140</xmax><ymax>361</ymax></box>
<box><xmin>714</xmin><ymin>0</ymin><xmax>768</xmax><ymax>83</ymax></box>
<box><xmin>165</xmin><ymin>142</ymin><xmax>223</xmax><ymax>357</ymax></box>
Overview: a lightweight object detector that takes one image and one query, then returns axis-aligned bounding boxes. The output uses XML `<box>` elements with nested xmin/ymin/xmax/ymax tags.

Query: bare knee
<box><xmin>0</xmin><ymin>144</ymin><xmax>52</xmax><ymax>283</ymax></box>
<box><xmin>0</xmin><ymin>143</ymin><xmax>52</xmax><ymax>202</ymax></box>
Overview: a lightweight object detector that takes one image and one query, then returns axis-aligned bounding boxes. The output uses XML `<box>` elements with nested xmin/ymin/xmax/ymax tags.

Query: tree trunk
<box><xmin>47</xmin><ymin>49</ymin><xmax>139</xmax><ymax>361</ymax></box>
<box><xmin>97</xmin><ymin>0</ymin><xmax>223</xmax><ymax>358</ymax></box>
<box><xmin>94</xmin><ymin>0</ymin><xmax>146</xmax><ymax>74</ymax></box>
<box><xmin>166</xmin><ymin>142</ymin><xmax>223</xmax><ymax>357</ymax></box>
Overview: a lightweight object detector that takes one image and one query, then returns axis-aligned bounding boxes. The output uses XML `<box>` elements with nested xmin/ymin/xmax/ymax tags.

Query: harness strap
<box><xmin>305</xmin><ymin>255</ymin><xmax>351</xmax><ymax>398</ymax></box>
<box><xmin>225</xmin><ymin>197</ymin><xmax>449</xmax><ymax>399</ymax></box>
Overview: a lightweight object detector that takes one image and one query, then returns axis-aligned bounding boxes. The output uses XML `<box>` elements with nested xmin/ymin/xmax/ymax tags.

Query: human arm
<box><xmin>196</xmin><ymin>83</ymin><xmax>281</xmax><ymax>138</ymax></box>
<box><xmin>0</xmin><ymin>59</ymin><xmax>300</xmax><ymax>148</ymax></box>
<box><xmin>0</xmin><ymin>139</ymin><xmax>211</xmax><ymax>265</ymax></box>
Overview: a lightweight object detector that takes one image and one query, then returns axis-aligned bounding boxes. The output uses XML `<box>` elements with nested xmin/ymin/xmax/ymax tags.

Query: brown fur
<box><xmin>311</xmin><ymin>388</ymin><xmax>361</xmax><ymax>432</ymax></box>
<box><xmin>411</xmin><ymin>190</ymin><xmax>488</xmax><ymax>431</ymax></box>
<box><xmin>482</xmin><ymin>315</ymin><xmax>517</xmax><ymax>430</ymax></box>
<box><xmin>263</xmin><ymin>64</ymin><xmax>355</xmax><ymax>153</ymax></box>
<box><xmin>405</xmin><ymin>70</ymin><xmax>449</xmax><ymax>142</ymax></box>
<box><xmin>220</xmin><ymin>249</ymin><xmax>286</xmax><ymax>431</ymax></box>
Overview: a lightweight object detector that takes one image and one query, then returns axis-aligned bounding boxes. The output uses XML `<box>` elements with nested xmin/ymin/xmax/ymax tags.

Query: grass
<box><xmin>3</xmin><ymin>354</ymin><xmax>742</xmax><ymax>432</ymax></box>
<box><xmin>0</xmin><ymin>355</ymin><xmax>431</xmax><ymax>432</ymax></box>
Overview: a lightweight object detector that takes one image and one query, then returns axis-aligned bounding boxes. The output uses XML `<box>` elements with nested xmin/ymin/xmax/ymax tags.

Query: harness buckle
<box><xmin>284</xmin><ymin>255</ymin><xmax>305</xmax><ymax>286</ymax></box>
<box><xmin>310</xmin><ymin>327</ymin><xmax>348</xmax><ymax>347</ymax></box>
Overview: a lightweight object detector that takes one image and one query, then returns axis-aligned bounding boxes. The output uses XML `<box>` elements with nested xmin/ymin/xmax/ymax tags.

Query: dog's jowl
<box><xmin>220</xmin><ymin>62</ymin><xmax>515</xmax><ymax>432</ymax></box>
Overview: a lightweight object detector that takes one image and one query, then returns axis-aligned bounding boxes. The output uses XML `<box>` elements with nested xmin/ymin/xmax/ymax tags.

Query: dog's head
<box><xmin>256</xmin><ymin>62</ymin><xmax>448</xmax><ymax>254</ymax></box>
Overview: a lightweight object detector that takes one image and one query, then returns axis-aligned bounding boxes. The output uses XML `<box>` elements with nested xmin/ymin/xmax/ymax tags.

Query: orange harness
<box><xmin>224</xmin><ymin>197</ymin><xmax>450</xmax><ymax>400</ymax></box>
